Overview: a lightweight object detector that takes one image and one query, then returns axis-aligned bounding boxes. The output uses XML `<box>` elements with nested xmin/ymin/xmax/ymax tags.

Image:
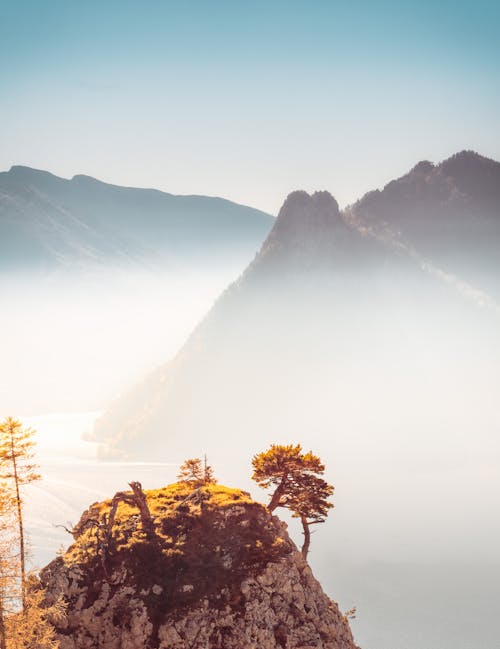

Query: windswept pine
<box><xmin>252</xmin><ymin>444</ymin><xmax>334</xmax><ymax>558</ymax></box>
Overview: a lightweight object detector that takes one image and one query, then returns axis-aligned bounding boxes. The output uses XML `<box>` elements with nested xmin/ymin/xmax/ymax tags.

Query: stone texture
<box><xmin>41</xmin><ymin>490</ymin><xmax>359</xmax><ymax>649</ymax></box>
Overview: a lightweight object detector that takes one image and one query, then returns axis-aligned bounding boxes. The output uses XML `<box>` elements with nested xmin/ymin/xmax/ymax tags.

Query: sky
<box><xmin>1</xmin><ymin>0</ymin><xmax>499</xmax><ymax>214</ymax></box>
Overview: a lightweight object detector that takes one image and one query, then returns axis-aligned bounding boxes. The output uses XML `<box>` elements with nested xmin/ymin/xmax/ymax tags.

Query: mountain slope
<box><xmin>92</xmin><ymin>172</ymin><xmax>500</xmax><ymax>463</ymax></box>
<box><xmin>347</xmin><ymin>150</ymin><xmax>500</xmax><ymax>299</ymax></box>
<box><xmin>0</xmin><ymin>165</ymin><xmax>273</xmax><ymax>271</ymax></box>
<box><xmin>92</xmin><ymin>189</ymin><xmax>397</xmax><ymax>456</ymax></box>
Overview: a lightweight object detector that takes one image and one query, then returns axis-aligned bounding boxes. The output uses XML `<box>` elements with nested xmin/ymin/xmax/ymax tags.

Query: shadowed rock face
<box><xmin>41</xmin><ymin>483</ymin><xmax>359</xmax><ymax>649</ymax></box>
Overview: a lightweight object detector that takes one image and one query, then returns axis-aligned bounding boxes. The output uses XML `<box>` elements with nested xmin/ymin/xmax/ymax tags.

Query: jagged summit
<box><xmin>410</xmin><ymin>160</ymin><xmax>434</xmax><ymax>175</ymax></box>
<box><xmin>270</xmin><ymin>190</ymin><xmax>342</xmax><ymax>239</ymax></box>
<box><xmin>440</xmin><ymin>149</ymin><xmax>494</xmax><ymax>168</ymax></box>
<box><xmin>279</xmin><ymin>189</ymin><xmax>340</xmax><ymax>215</ymax></box>
<box><xmin>41</xmin><ymin>482</ymin><xmax>359</xmax><ymax>649</ymax></box>
<box><xmin>248</xmin><ymin>189</ymin><xmax>388</xmax><ymax>275</ymax></box>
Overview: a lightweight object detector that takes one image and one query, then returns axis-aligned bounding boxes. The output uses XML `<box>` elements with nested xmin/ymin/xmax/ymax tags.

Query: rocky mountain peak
<box><xmin>41</xmin><ymin>482</ymin><xmax>358</xmax><ymax>649</ymax></box>
<box><xmin>273</xmin><ymin>190</ymin><xmax>342</xmax><ymax>234</ymax></box>
<box><xmin>249</xmin><ymin>190</ymin><xmax>382</xmax><ymax>273</ymax></box>
<box><xmin>410</xmin><ymin>160</ymin><xmax>435</xmax><ymax>175</ymax></box>
<box><xmin>440</xmin><ymin>149</ymin><xmax>492</xmax><ymax>170</ymax></box>
<box><xmin>437</xmin><ymin>150</ymin><xmax>500</xmax><ymax>201</ymax></box>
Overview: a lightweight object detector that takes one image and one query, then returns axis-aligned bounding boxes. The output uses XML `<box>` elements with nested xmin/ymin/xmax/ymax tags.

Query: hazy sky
<box><xmin>1</xmin><ymin>0</ymin><xmax>499</xmax><ymax>213</ymax></box>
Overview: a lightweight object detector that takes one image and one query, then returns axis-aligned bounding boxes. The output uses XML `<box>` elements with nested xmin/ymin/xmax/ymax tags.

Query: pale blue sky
<box><xmin>1</xmin><ymin>0</ymin><xmax>499</xmax><ymax>212</ymax></box>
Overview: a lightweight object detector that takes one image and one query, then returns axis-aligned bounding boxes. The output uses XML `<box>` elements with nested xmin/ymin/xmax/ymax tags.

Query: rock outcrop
<box><xmin>41</xmin><ymin>483</ymin><xmax>359</xmax><ymax>649</ymax></box>
<box><xmin>246</xmin><ymin>190</ymin><xmax>392</xmax><ymax>275</ymax></box>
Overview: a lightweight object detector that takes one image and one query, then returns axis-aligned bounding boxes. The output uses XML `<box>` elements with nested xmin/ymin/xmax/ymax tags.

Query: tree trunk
<box><xmin>10</xmin><ymin>433</ymin><xmax>25</xmax><ymax>611</ymax></box>
<box><xmin>300</xmin><ymin>515</ymin><xmax>311</xmax><ymax>559</ymax></box>
<box><xmin>129</xmin><ymin>482</ymin><xmax>156</xmax><ymax>540</ymax></box>
<box><xmin>268</xmin><ymin>475</ymin><xmax>287</xmax><ymax>512</ymax></box>
<box><xmin>107</xmin><ymin>483</ymin><xmax>156</xmax><ymax>545</ymax></box>
<box><xmin>0</xmin><ymin>594</ymin><xmax>6</xmax><ymax>649</ymax></box>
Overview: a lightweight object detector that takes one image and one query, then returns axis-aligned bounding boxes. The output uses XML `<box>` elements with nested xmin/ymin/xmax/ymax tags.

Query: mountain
<box><xmin>347</xmin><ymin>150</ymin><xmax>500</xmax><ymax>299</ymax></box>
<box><xmin>0</xmin><ymin>165</ymin><xmax>273</xmax><ymax>272</ymax></box>
<box><xmin>41</xmin><ymin>482</ymin><xmax>359</xmax><ymax>649</ymax></box>
<box><xmin>93</xmin><ymin>154</ymin><xmax>500</xmax><ymax>463</ymax></box>
<box><xmin>242</xmin><ymin>190</ymin><xmax>393</xmax><ymax>276</ymax></box>
<box><xmin>92</xmin><ymin>188</ymin><xmax>420</xmax><ymax>459</ymax></box>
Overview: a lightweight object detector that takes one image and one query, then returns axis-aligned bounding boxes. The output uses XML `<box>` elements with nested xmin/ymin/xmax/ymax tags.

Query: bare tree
<box><xmin>107</xmin><ymin>482</ymin><xmax>156</xmax><ymax>543</ymax></box>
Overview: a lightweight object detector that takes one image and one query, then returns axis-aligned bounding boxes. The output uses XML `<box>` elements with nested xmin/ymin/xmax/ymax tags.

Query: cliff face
<box><xmin>41</xmin><ymin>483</ymin><xmax>358</xmax><ymax>649</ymax></box>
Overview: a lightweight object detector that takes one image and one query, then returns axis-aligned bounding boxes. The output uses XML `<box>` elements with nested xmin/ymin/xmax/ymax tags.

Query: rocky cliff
<box><xmin>41</xmin><ymin>482</ymin><xmax>359</xmax><ymax>649</ymax></box>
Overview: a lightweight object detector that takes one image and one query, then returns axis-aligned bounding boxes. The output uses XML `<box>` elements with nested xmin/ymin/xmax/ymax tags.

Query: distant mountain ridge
<box><xmin>0</xmin><ymin>165</ymin><xmax>274</xmax><ymax>272</ymax></box>
<box><xmin>347</xmin><ymin>150</ymin><xmax>500</xmax><ymax>299</ymax></box>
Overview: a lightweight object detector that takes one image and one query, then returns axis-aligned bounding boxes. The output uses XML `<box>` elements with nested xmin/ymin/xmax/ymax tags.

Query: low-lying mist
<box><xmin>0</xmin><ymin>263</ymin><xmax>244</xmax><ymax>415</ymax></box>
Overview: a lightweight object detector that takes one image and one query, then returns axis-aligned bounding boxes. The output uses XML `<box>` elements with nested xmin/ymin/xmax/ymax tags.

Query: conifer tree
<box><xmin>0</xmin><ymin>418</ymin><xmax>41</xmax><ymax>610</ymax></box>
<box><xmin>5</xmin><ymin>575</ymin><xmax>64</xmax><ymax>649</ymax></box>
<box><xmin>251</xmin><ymin>443</ymin><xmax>334</xmax><ymax>557</ymax></box>
<box><xmin>177</xmin><ymin>456</ymin><xmax>216</xmax><ymax>486</ymax></box>
<box><xmin>0</xmin><ymin>487</ymin><xmax>16</xmax><ymax>649</ymax></box>
<box><xmin>251</xmin><ymin>444</ymin><xmax>325</xmax><ymax>511</ymax></box>
<box><xmin>286</xmin><ymin>473</ymin><xmax>334</xmax><ymax>558</ymax></box>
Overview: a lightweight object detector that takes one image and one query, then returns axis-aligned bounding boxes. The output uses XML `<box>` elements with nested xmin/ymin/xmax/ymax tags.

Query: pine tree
<box><xmin>202</xmin><ymin>455</ymin><xmax>216</xmax><ymax>485</ymax></box>
<box><xmin>251</xmin><ymin>443</ymin><xmax>334</xmax><ymax>557</ymax></box>
<box><xmin>287</xmin><ymin>473</ymin><xmax>334</xmax><ymax>558</ymax></box>
<box><xmin>177</xmin><ymin>457</ymin><xmax>216</xmax><ymax>486</ymax></box>
<box><xmin>0</xmin><ymin>492</ymin><xmax>16</xmax><ymax>649</ymax></box>
<box><xmin>5</xmin><ymin>575</ymin><xmax>64</xmax><ymax>649</ymax></box>
<box><xmin>251</xmin><ymin>444</ymin><xmax>325</xmax><ymax>511</ymax></box>
<box><xmin>0</xmin><ymin>418</ymin><xmax>41</xmax><ymax>610</ymax></box>
<box><xmin>0</xmin><ymin>523</ymin><xmax>18</xmax><ymax>649</ymax></box>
